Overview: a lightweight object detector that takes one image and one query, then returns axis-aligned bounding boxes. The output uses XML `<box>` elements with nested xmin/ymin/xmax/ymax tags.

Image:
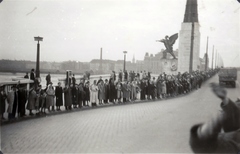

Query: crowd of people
<box><xmin>0</xmin><ymin>68</ymin><xmax>219</xmax><ymax>121</ymax></box>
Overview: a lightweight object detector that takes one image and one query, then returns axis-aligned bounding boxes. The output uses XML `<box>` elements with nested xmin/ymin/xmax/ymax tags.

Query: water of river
<box><xmin>0</xmin><ymin>72</ymin><xmax>111</xmax><ymax>88</ymax></box>
<box><xmin>0</xmin><ymin>72</ymin><xmax>69</xmax><ymax>87</ymax></box>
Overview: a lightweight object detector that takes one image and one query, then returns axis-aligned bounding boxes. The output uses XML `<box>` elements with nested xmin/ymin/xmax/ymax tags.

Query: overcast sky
<box><xmin>0</xmin><ymin>0</ymin><xmax>239</xmax><ymax>67</ymax></box>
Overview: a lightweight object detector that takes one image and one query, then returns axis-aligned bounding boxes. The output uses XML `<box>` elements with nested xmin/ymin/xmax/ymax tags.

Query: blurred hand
<box><xmin>210</xmin><ymin>82</ymin><xmax>227</xmax><ymax>100</ymax></box>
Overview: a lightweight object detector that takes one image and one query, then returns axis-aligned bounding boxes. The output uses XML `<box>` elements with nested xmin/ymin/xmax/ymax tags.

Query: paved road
<box><xmin>1</xmin><ymin>72</ymin><xmax>240</xmax><ymax>153</ymax></box>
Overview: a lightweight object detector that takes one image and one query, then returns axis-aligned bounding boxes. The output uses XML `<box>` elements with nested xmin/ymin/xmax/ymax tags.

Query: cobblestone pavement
<box><xmin>1</xmin><ymin>73</ymin><xmax>240</xmax><ymax>153</ymax></box>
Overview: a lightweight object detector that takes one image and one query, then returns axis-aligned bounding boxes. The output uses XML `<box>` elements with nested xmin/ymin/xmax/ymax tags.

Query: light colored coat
<box><xmin>116</xmin><ymin>82</ymin><xmax>122</xmax><ymax>99</ymax></box>
<box><xmin>27</xmin><ymin>89</ymin><xmax>37</xmax><ymax>110</ymax></box>
<box><xmin>98</xmin><ymin>83</ymin><xmax>105</xmax><ymax>100</ymax></box>
<box><xmin>90</xmin><ymin>84</ymin><xmax>98</xmax><ymax>104</ymax></box>
<box><xmin>7</xmin><ymin>90</ymin><xmax>14</xmax><ymax>113</ymax></box>
<box><xmin>131</xmin><ymin>81</ymin><xmax>137</xmax><ymax>100</ymax></box>
<box><xmin>161</xmin><ymin>81</ymin><xmax>166</xmax><ymax>94</ymax></box>
<box><xmin>46</xmin><ymin>87</ymin><xmax>55</xmax><ymax>108</ymax></box>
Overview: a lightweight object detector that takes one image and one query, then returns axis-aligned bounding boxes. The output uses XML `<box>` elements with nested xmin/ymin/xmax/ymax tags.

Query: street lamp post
<box><xmin>123</xmin><ymin>51</ymin><xmax>127</xmax><ymax>73</ymax></box>
<box><xmin>34</xmin><ymin>36</ymin><xmax>43</xmax><ymax>78</ymax></box>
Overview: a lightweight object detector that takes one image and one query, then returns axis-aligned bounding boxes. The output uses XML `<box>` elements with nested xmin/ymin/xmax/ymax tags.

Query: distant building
<box><xmin>142</xmin><ymin>50</ymin><xmax>178</xmax><ymax>74</ymax></box>
<box><xmin>90</xmin><ymin>59</ymin><xmax>115</xmax><ymax>74</ymax></box>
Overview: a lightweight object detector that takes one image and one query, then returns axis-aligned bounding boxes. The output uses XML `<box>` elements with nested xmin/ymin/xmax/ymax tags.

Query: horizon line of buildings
<box><xmin>0</xmin><ymin>49</ymin><xmax>212</xmax><ymax>75</ymax></box>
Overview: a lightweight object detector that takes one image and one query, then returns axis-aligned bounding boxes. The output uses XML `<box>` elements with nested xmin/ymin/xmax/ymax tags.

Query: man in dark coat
<box><xmin>124</xmin><ymin>71</ymin><xmax>128</xmax><ymax>81</ymax></box>
<box><xmin>104</xmin><ymin>79</ymin><xmax>109</xmax><ymax>104</ymax></box>
<box><xmin>30</xmin><ymin>69</ymin><xmax>35</xmax><ymax>87</ymax></box>
<box><xmin>46</xmin><ymin>73</ymin><xmax>51</xmax><ymax>86</ymax></box>
<box><xmin>55</xmin><ymin>82</ymin><xmax>63</xmax><ymax>111</ymax></box>
<box><xmin>140</xmin><ymin>80</ymin><xmax>146</xmax><ymax>100</ymax></box>
<box><xmin>78</xmin><ymin>82</ymin><xmax>85</xmax><ymax>108</ymax></box>
<box><xmin>118</xmin><ymin>70</ymin><xmax>122</xmax><ymax>82</ymax></box>
<box><xmin>108</xmin><ymin>78</ymin><xmax>116</xmax><ymax>103</ymax></box>
<box><xmin>83</xmin><ymin>82</ymin><xmax>90</xmax><ymax>106</ymax></box>
<box><xmin>0</xmin><ymin>85</ymin><xmax>7</xmax><ymax>120</ymax></box>
<box><xmin>30</xmin><ymin>69</ymin><xmax>35</xmax><ymax>81</ymax></box>
<box><xmin>190</xmin><ymin>83</ymin><xmax>240</xmax><ymax>153</ymax></box>
<box><xmin>18</xmin><ymin>85</ymin><xmax>28</xmax><ymax>117</ymax></box>
<box><xmin>122</xmin><ymin>81</ymin><xmax>128</xmax><ymax>103</ymax></box>
<box><xmin>72</xmin><ymin>84</ymin><xmax>78</xmax><ymax>108</ymax></box>
<box><xmin>72</xmin><ymin>74</ymin><xmax>76</xmax><ymax>87</ymax></box>
<box><xmin>64</xmin><ymin>85</ymin><xmax>72</xmax><ymax>110</ymax></box>
<box><xmin>24</xmin><ymin>72</ymin><xmax>29</xmax><ymax>79</ymax></box>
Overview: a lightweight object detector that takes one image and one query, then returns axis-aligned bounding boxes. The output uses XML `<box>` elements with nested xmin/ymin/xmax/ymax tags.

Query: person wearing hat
<box><xmin>18</xmin><ymin>84</ymin><xmax>28</xmax><ymax>117</ymax></box>
<box><xmin>96</xmin><ymin>76</ymin><xmax>102</xmax><ymax>85</ymax></box>
<box><xmin>64</xmin><ymin>84</ymin><xmax>72</xmax><ymax>110</ymax></box>
<box><xmin>77</xmin><ymin>82</ymin><xmax>85</xmax><ymax>108</ymax></box>
<box><xmin>30</xmin><ymin>69</ymin><xmax>35</xmax><ymax>87</ymax></box>
<box><xmin>9</xmin><ymin>85</ymin><xmax>18</xmax><ymax>119</ymax></box>
<box><xmin>98</xmin><ymin>80</ymin><xmax>105</xmax><ymax>105</ymax></box>
<box><xmin>45</xmin><ymin>72</ymin><xmax>51</xmax><ymax>87</ymax></box>
<box><xmin>103</xmin><ymin>79</ymin><xmax>109</xmax><ymax>104</ymax></box>
<box><xmin>118</xmin><ymin>70</ymin><xmax>123</xmax><ymax>82</ymax></box>
<box><xmin>190</xmin><ymin>83</ymin><xmax>240</xmax><ymax>153</ymax></box>
<box><xmin>55</xmin><ymin>82</ymin><xmax>63</xmax><ymax>111</ymax></box>
<box><xmin>45</xmin><ymin>82</ymin><xmax>55</xmax><ymax>112</ymax></box>
<box><xmin>6</xmin><ymin>86</ymin><xmax>14</xmax><ymax>120</ymax></box>
<box><xmin>83</xmin><ymin>81</ymin><xmax>90</xmax><ymax>106</ymax></box>
<box><xmin>27</xmin><ymin>86</ymin><xmax>37</xmax><ymax>116</ymax></box>
<box><xmin>108</xmin><ymin>78</ymin><xmax>116</xmax><ymax>104</ymax></box>
<box><xmin>90</xmin><ymin>80</ymin><xmax>99</xmax><ymax>107</ymax></box>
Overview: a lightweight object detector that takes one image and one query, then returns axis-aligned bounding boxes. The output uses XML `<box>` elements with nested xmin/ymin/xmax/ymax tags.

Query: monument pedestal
<box><xmin>178</xmin><ymin>22</ymin><xmax>200</xmax><ymax>73</ymax></box>
<box><xmin>161</xmin><ymin>58</ymin><xmax>178</xmax><ymax>75</ymax></box>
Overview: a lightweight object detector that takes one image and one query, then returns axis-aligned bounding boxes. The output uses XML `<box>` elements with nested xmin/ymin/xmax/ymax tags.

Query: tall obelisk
<box><xmin>178</xmin><ymin>0</ymin><xmax>200</xmax><ymax>73</ymax></box>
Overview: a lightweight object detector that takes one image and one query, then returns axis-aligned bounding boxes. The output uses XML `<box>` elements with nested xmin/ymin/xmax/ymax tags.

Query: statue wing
<box><xmin>168</xmin><ymin>33</ymin><xmax>178</xmax><ymax>46</ymax></box>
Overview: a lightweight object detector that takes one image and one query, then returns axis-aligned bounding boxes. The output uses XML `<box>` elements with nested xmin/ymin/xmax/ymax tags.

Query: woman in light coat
<box><xmin>98</xmin><ymin>81</ymin><xmax>105</xmax><ymax>105</ymax></box>
<box><xmin>90</xmin><ymin>80</ymin><xmax>99</xmax><ymax>107</ymax></box>
<box><xmin>27</xmin><ymin>87</ymin><xmax>37</xmax><ymax>115</ymax></box>
<box><xmin>46</xmin><ymin>83</ymin><xmax>55</xmax><ymax>112</ymax></box>
<box><xmin>7</xmin><ymin>87</ymin><xmax>14</xmax><ymax>119</ymax></box>
<box><xmin>161</xmin><ymin>79</ymin><xmax>167</xmax><ymax>98</ymax></box>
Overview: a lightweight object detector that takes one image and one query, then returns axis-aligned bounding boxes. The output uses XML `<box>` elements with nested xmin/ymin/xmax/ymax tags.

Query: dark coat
<box><xmin>190</xmin><ymin>124</ymin><xmax>240</xmax><ymax>153</ymax></box>
<box><xmin>221</xmin><ymin>99</ymin><xmax>240</xmax><ymax>132</ymax></box>
<box><xmin>30</xmin><ymin>72</ymin><xmax>35</xmax><ymax>80</ymax></box>
<box><xmin>190</xmin><ymin>99</ymin><xmax>240</xmax><ymax>153</ymax></box>
<box><xmin>84</xmin><ymin>85</ymin><xmax>90</xmax><ymax>101</ymax></box>
<box><xmin>18</xmin><ymin>88</ymin><xmax>27</xmax><ymax>114</ymax></box>
<box><xmin>104</xmin><ymin>83</ymin><xmax>109</xmax><ymax>100</ymax></box>
<box><xmin>109</xmin><ymin>81</ymin><xmax>116</xmax><ymax>101</ymax></box>
<box><xmin>64</xmin><ymin>87</ymin><xmax>72</xmax><ymax>106</ymax></box>
<box><xmin>78</xmin><ymin>84</ymin><xmax>85</xmax><ymax>102</ymax></box>
<box><xmin>55</xmin><ymin>86</ymin><xmax>63</xmax><ymax>106</ymax></box>
<box><xmin>0</xmin><ymin>92</ymin><xmax>7</xmax><ymax>114</ymax></box>
<box><xmin>72</xmin><ymin>86</ymin><xmax>78</xmax><ymax>105</ymax></box>
<box><xmin>140</xmin><ymin>81</ymin><xmax>146</xmax><ymax>100</ymax></box>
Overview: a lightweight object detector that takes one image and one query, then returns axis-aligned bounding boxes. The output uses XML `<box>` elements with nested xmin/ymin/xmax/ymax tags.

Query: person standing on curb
<box><xmin>55</xmin><ymin>82</ymin><xmax>63</xmax><ymax>111</ymax></box>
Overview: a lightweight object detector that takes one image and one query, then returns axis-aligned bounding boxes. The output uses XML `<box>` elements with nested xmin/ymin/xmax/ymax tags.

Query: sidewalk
<box><xmin>1</xmin><ymin>91</ymin><xmax>194</xmax><ymax>126</ymax></box>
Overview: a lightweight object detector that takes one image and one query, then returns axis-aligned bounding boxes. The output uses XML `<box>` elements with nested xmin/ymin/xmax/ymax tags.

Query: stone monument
<box><xmin>157</xmin><ymin>34</ymin><xmax>179</xmax><ymax>75</ymax></box>
<box><xmin>178</xmin><ymin>0</ymin><xmax>201</xmax><ymax>73</ymax></box>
